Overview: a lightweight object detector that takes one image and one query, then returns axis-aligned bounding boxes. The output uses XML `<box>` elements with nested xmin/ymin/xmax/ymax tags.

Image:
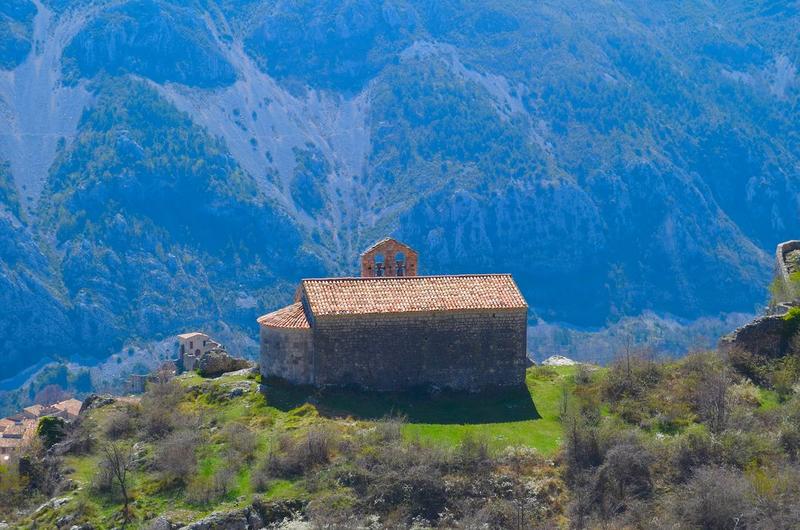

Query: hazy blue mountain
<box><xmin>1</xmin><ymin>0</ymin><xmax>798</xmax><ymax>379</ymax></box>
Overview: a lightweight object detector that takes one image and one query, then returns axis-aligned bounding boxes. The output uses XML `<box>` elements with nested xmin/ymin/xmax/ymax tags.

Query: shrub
<box><xmin>103</xmin><ymin>407</ymin><xmax>138</xmax><ymax>440</ymax></box>
<box><xmin>267</xmin><ymin>425</ymin><xmax>336</xmax><ymax>478</ymax></box>
<box><xmin>456</xmin><ymin>433</ymin><xmax>491</xmax><ymax>471</ymax></box>
<box><xmin>140</xmin><ymin>379</ymin><xmax>185</xmax><ymax>439</ymax></box>
<box><xmin>154</xmin><ymin>429</ymin><xmax>200</xmax><ymax>487</ymax></box>
<box><xmin>594</xmin><ymin>436</ymin><xmax>653</xmax><ymax>516</ymax></box>
<box><xmin>666</xmin><ymin>466</ymin><xmax>754</xmax><ymax>530</ymax></box>
<box><xmin>374</xmin><ymin>415</ymin><xmax>406</xmax><ymax>444</ymax></box>
<box><xmin>602</xmin><ymin>351</ymin><xmax>663</xmax><ymax>403</ymax></box>
<box><xmin>670</xmin><ymin>424</ymin><xmax>718</xmax><ymax>482</ymax></box>
<box><xmin>219</xmin><ymin>422</ymin><xmax>257</xmax><ymax>463</ymax></box>
<box><xmin>36</xmin><ymin>416</ymin><xmax>67</xmax><ymax>448</ymax></box>
<box><xmin>563</xmin><ymin>410</ymin><xmax>602</xmax><ymax>482</ymax></box>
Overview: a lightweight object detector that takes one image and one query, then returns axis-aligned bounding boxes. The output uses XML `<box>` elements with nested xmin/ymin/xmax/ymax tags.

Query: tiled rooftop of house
<box><xmin>177</xmin><ymin>332</ymin><xmax>207</xmax><ymax>340</ymax></box>
<box><xmin>300</xmin><ymin>274</ymin><xmax>527</xmax><ymax>317</ymax></box>
<box><xmin>51</xmin><ymin>398</ymin><xmax>82</xmax><ymax>419</ymax></box>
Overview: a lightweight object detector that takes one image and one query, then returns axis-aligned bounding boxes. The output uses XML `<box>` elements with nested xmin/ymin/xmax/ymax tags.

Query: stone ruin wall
<box><xmin>776</xmin><ymin>240</ymin><xmax>800</xmax><ymax>285</ymax></box>
<box><xmin>773</xmin><ymin>240</ymin><xmax>800</xmax><ymax>310</ymax></box>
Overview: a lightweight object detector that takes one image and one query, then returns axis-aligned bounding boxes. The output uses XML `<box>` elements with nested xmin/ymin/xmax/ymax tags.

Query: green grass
<box><xmin>261</xmin><ymin>365</ymin><xmax>577</xmax><ymax>455</ymax></box>
<box><xmin>403</xmin><ymin>366</ymin><xmax>576</xmax><ymax>454</ymax></box>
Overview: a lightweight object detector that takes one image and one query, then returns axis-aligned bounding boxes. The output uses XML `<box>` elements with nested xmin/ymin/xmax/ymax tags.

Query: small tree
<box><xmin>696</xmin><ymin>367</ymin><xmax>732</xmax><ymax>434</ymax></box>
<box><xmin>100</xmin><ymin>442</ymin><xmax>135</xmax><ymax>522</ymax></box>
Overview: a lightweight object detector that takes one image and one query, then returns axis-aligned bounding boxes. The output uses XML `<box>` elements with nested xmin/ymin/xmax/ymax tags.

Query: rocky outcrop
<box><xmin>79</xmin><ymin>394</ymin><xmax>116</xmax><ymax>414</ymax></box>
<box><xmin>198</xmin><ymin>349</ymin><xmax>253</xmax><ymax>378</ymax></box>
<box><xmin>542</xmin><ymin>355</ymin><xmax>577</xmax><ymax>366</ymax></box>
<box><xmin>176</xmin><ymin>499</ymin><xmax>306</xmax><ymax>530</ymax></box>
<box><xmin>719</xmin><ymin>314</ymin><xmax>792</xmax><ymax>358</ymax></box>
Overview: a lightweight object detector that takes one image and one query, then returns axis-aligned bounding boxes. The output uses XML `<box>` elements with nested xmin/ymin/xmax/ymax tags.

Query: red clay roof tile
<box><xmin>257</xmin><ymin>302</ymin><xmax>310</xmax><ymax>329</ymax></box>
<box><xmin>300</xmin><ymin>274</ymin><xmax>527</xmax><ymax>317</ymax></box>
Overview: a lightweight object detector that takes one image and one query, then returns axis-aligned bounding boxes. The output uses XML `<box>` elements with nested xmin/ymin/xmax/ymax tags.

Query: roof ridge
<box><xmin>359</xmin><ymin>237</ymin><xmax>417</xmax><ymax>256</ymax></box>
<box><xmin>302</xmin><ymin>273</ymin><xmax>514</xmax><ymax>282</ymax></box>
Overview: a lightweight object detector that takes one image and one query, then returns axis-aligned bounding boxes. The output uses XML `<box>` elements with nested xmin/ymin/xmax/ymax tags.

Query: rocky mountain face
<box><xmin>1</xmin><ymin>0</ymin><xmax>798</xmax><ymax>378</ymax></box>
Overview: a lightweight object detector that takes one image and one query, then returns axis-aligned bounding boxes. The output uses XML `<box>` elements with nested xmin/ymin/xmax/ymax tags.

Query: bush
<box><xmin>670</xmin><ymin>424</ymin><xmax>719</xmax><ymax>482</ymax></box>
<box><xmin>374</xmin><ymin>415</ymin><xmax>406</xmax><ymax>444</ymax></box>
<box><xmin>36</xmin><ymin>416</ymin><xmax>66</xmax><ymax>448</ymax></box>
<box><xmin>140</xmin><ymin>379</ymin><xmax>185</xmax><ymax>439</ymax></box>
<box><xmin>103</xmin><ymin>407</ymin><xmax>138</xmax><ymax>440</ymax></box>
<box><xmin>154</xmin><ymin>430</ymin><xmax>200</xmax><ymax>487</ymax></box>
<box><xmin>602</xmin><ymin>352</ymin><xmax>663</xmax><ymax>403</ymax></box>
<box><xmin>563</xmin><ymin>410</ymin><xmax>602</xmax><ymax>482</ymax></box>
<box><xmin>266</xmin><ymin>425</ymin><xmax>336</xmax><ymax>478</ymax></box>
<box><xmin>666</xmin><ymin>466</ymin><xmax>754</xmax><ymax>530</ymax></box>
<box><xmin>456</xmin><ymin>433</ymin><xmax>491</xmax><ymax>471</ymax></box>
<box><xmin>594</xmin><ymin>436</ymin><xmax>653</xmax><ymax>516</ymax></box>
<box><xmin>219</xmin><ymin>422</ymin><xmax>257</xmax><ymax>464</ymax></box>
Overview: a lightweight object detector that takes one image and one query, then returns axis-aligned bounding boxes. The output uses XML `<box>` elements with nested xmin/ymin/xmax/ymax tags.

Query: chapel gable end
<box><xmin>360</xmin><ymin>238</ymin><xmax>419</xmax><ymax>277</ymax></box>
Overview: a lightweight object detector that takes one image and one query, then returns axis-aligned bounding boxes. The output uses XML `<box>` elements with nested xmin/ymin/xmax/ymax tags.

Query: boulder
<box><xmin>176</xmin><ymin>508</ymin><xmax>251</xmax><ymax>530</ymax></box>
<box><xmin>251</xmin><ymin>498</ymin><xmax>307</xmax><ymax>526</ymax></box>
<box><xmin>79</xmin><ymin>394</ymin><xmax>116</xmax><ymax>414</ymax></box>
<box><xmin>198</xmin><ymin>348</ymin><xmax>252</xmax><ymax>378</ymax></box>
<box><xmin>145</xmin><ymin>516</ymin><xmax>176</xmax><ymax>530</ymax></box>
<box><xmin>176</xmin><ymin>499</ymin><xmax>307</xmax><ymax>530</ymax></box>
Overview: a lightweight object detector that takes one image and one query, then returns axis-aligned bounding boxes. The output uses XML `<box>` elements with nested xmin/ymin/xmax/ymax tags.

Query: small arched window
<box><xmin>374</xmin><ymin>253</ymin><xmax>385</xmax><ymax>277</ymax></box>
<box><xmin>395</xmin><ymin>252</ymin><xmax>406</xmax><ymax>276</ymax></box>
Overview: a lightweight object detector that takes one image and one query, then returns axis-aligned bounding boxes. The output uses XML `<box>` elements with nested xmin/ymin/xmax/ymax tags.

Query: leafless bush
<box><xmin>456</xmin><ymin>433</ymin><xmax>491</xmax><ymax>471</ymax></box>
<box><xmin>154</xmin><ymin>429</ymin><xmax>200</xmax><ymax>486</ymax></box>
<box><xmin>374</xmin><ymin>415</ymin><xmax>406</xmax><ymax>444</ymax></box>
<box><xmin>219</xmin><ymin>422</ymin><xmax>258</xmax><ymax>463</ymax></box>
<box><xmin>103</xmin><ymin>407</ymin><xmax>139</xmax><ymax>440</ymax></box>
<box><xmin>670</xmin><ymin>426</ymin><xmax>719</xmax><ymax>482</ymax></box>
<box><xmin>268</xmin><ymin>426</ymin><xmax>336</xmax><ymax>478</ymax></box>
<box><xmin>695</xmin><ymin>367</ymin><xmax>733</xmax><ymax>433</ymax></box>
<box><xmin>593</xmin><ymin>436</ymin><xmax>653</xmax><ymax>517</ymax></box>
<box><xmin>186</xmin><ymin>462</ymin><xmax>237</xmax><ymax>505</ymax></box>
<box><xmin>666</xmin><ymin>466</ymin><xmax>754</xmax><ymax>530</ymax></box>
<box><xmin>603</xmin><ymin>349</ymin><xmax>663</xmax><ymax>402</ymax></box>
<box><xmin>140</xmin><ymin>379</ymin><xmax>185</xmax><ymax>439</ymax></box>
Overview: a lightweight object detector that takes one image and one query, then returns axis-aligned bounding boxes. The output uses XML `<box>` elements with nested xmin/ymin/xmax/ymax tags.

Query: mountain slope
<box><xmin>1</xmin><ymin>0</ymin><xmax>799</xmax><ymax>378</ymax></box>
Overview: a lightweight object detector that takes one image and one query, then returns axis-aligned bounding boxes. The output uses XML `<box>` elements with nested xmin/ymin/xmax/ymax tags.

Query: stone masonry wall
<box><xmin>311</xmin><ymin>309</ymin><xmax>527</xmax><ymax>390</ymax></box>
<box><xmin>260</xmin><ymin>326</ymin><xmax>314</xmax><ymax>384</ymax></box>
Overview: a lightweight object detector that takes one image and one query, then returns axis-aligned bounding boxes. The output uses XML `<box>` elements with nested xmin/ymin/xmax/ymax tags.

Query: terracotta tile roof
<box><xmin>301</xmin><ymin>274</ymin><xmax>527</xmax><ymax>317</ymax></box>
<box><xmin>0</xmin><ymin>437</ymin><xmax>21</xmax><ymax>449</ymax></box>
<box><xmin>177</xmin><ymin>332</ymin><xmax>208</xmax><ymax>340</ymax></box>
<box><xmin>257</xmin><ymin>302</ymin><xmax>310</xmax><ymax>329</ymax></box>
<box><xmin>52</xmin><ymin>398</ymin><xmax>82</xmax><ymax>419</ymax></box>
<box><xmin>22</xmin><ymin>404</ymin><xmax>44</xmax><ymax>418</ymax></box>
<box><xmin>2</xmin><ymin>423</ymin><xmax>26</xmax><ymax>439</ymax></box>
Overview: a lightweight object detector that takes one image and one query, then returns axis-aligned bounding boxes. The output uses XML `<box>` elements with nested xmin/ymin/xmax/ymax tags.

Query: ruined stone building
<box><xmin>177</xmin><ymin>332</ymin><xmax>220</xmax><ymax>372</ymax></box>
<box><xmin>258</xmin><ymin>238</ymin><xmax>528</xmax><ymax>391</ymax></box>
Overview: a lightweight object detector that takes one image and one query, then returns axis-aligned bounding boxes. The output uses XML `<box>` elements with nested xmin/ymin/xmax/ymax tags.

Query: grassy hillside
<box><xmin>10</xmin><ymin>366</ymin><xmax>578</xmax><ymax>528</ymax></box>
<box><xmin>5</xmin><ymin>344</ymin><xmax>800</xmax><ymax>528</ymax></box>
